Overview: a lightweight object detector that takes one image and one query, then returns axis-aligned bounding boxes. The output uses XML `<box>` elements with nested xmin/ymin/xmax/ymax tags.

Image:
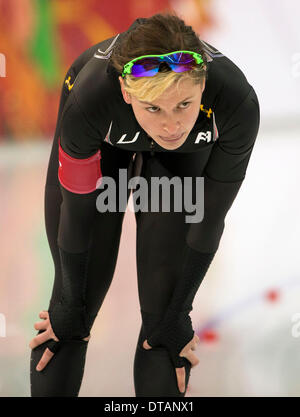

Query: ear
<box><xmin>119</xmin><ymin>76</ymin><xmax>132</xmax><ymax>104</ymax></box>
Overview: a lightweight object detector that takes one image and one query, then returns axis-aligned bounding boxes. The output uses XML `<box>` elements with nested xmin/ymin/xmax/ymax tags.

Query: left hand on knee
<box><xmin>29</xmin><ymin>310</ymin><xmax>90</xmax><ymax>372</ymax></box>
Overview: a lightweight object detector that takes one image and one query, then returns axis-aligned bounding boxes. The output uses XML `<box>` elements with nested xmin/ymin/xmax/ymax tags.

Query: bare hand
<box><xmin>143</xmin><ymin>333</ymin><xmax>200</xmax><ymax>394</ymax></box>
<box><xmin>29</xmin><ymin>310</ymin><xmax>90</xmax><ymax>372</ymax></box>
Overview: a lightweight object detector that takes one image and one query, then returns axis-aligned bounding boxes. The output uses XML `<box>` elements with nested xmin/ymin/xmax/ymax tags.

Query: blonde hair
<box><xmin>122</xmin><ymin>65</ymin><xmax>205</xmax><ymax>102</ymax></box>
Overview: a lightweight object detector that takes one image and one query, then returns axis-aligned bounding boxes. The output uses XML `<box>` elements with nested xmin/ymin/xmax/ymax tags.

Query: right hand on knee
<box><xmin>141</xmin><ymin>309</ymin><xmax>199</xmax><ymax>384</ymax></box>
<box><xmin>141</xmin><ymin>309</ymin><xmax>195</xmax><ymax>366</ymax></box>
<box><xmin>29</xmin><ymin>310</ymin><xmax>90</xmax><ymax>372</ymax></box>
<box><xmin>141</xmin><ymin>309</ymin><xmax>199</xmax><ymax>393</ymax></box>
<box><xmin>143</xmin><ymin>332</ymin><xmax>200</xmax><ymax>394</ymax></box>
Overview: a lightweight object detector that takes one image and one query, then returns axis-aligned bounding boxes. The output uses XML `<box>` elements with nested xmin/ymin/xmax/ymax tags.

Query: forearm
<box><xmin>143</xmin><ymin>247</ymin><xmax>215</xmax><ymax>348</ymax></box>
<box><xmin>167</xmin><ymin>245</ymin><xmax>216</xmax><ymax>314</ymax></box>
<box><xmin>57</xmin><ymin>184</ymin><xmax>98</xmax><ymax>253</ymax></box>
<box><xmin>56</xmin><ymin>184</ymin><xmax>97</xmax><ymax>309</ymax></box>
<box><xmin>49</xmin><ymin>185</ymin><xmax>98</xmax><ymax>340</ymax></box>
<box><xmin>160</xmin><ymin>175</ymin><xmax>243</xmax><ymax>315</ymax></box>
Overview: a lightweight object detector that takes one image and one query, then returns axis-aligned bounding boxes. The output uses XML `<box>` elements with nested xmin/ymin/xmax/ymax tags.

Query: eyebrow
<box><xmin>139</xmin><ymin>96</ymin><xmax>194</xmax><ymax>106</ymax></box>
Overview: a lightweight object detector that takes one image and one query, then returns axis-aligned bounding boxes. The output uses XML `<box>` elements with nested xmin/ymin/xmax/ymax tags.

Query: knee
<box><xmin>134</xmin><ymin>342</ymin><xmax>191</xmax><ymax>397</ymax></box>
<box><xmin>30</xmin><ymin>338</ymin><xmax>89</xmax><ymax>397</ymax></box>
<box><xmin>48</xmin><ymin>302</ymin><xmax>96</xmax><ymax>342</ymax></box>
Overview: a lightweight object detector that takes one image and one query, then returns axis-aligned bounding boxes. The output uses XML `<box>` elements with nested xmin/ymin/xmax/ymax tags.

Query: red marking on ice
<box><xmin>199</xmin><ymin>329</ymin><xmax>219</xmax><ymax>343</ymax></box>
<box><xmin>265</xmin><ymin>289</ymin><xmax>280</xmax><ymax>303</ymax></box>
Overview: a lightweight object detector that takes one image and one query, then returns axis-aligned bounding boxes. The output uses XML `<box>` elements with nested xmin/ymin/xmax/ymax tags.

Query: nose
<box><xmin>162</xmin><ymin>116</ymin><xmax>181</xmax><ymax>136</ymax></box>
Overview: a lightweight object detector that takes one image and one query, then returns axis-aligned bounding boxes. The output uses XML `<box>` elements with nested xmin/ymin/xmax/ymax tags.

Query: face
<box><xmin>119</xmin><ymin>76</ymin><xmax>205</xmax><ymax>150</ymax></box>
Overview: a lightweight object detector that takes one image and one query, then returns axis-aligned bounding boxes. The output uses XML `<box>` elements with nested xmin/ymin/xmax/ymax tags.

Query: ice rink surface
<box><xmin>0</xmin><ymin>127</ymin><xmax>299</xmax><ymax>397</ymax></box>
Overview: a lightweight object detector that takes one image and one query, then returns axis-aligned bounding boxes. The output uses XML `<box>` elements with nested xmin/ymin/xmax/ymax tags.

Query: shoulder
<box><xmin>201</xmin><ymin>40</ymin><xmax>256</xmax><ymax>127</ymax></box>
<box><xmin>59</xmin><ymin>35</ymin><xmax>124</xmax><ymax>158</ymax></box>
<box><xmin>70</xmin><ymin>37</ymin><xmax>121</xmax><ymax>122</ymax></box>
<box><xmin>69</xmin><ymin>16</ymin><xmax>147</xmax><ymax>113</ymax></box>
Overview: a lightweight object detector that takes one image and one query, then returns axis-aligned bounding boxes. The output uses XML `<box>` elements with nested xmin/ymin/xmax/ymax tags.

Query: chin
<box><xmin>160</xmin><ymin>142</ymin><xmax>182</xmax><ymax>150</ymax></box>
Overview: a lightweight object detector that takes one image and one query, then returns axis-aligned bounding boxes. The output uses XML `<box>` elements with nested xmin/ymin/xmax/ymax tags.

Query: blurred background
<box><xmin>0</xmin><ymin>0</ymin><xmax>299</xmax><ymax>397</ymax></box>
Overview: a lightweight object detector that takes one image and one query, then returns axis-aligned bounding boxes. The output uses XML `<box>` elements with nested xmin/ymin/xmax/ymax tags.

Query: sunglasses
<box><xmin>121</xmin><ymin>50</ymin><xmax>204</xmax><ymax>78</ymax></box>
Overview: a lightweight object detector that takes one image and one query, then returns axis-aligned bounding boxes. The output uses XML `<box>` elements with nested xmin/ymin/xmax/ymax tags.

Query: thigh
<box><xmin>135</xmin><ymin>149</ymin><xmax>208</xmax><ymax>315</ymax></box>
<box><xmin>136</xmin><ymin>210</ymin><xmax>188</xmax><ymax>315</ymax></box>
<box><xmin>135</xmin><ymin>153</ymin><xmax>191</xmax><ymax>316</ymax></box>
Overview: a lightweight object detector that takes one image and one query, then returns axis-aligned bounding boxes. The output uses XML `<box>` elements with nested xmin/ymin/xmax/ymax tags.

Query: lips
<box><xmin>159</xmin><ymin>132</ymin><xmax>184</xmax><ymax>141</ymax></box>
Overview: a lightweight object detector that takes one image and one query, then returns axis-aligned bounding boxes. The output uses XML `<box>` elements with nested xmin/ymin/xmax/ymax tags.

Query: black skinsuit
<box><xmin>30</xmin><ymin>18</ymin><xmax>260</xmax><ymax>396</ymax></box>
